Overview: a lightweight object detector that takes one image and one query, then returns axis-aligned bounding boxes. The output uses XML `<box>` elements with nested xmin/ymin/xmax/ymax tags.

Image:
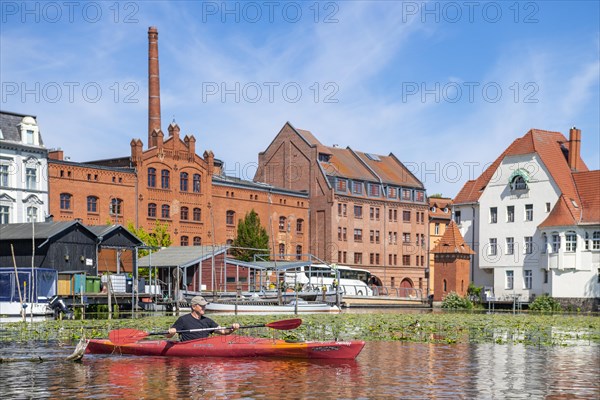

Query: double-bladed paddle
<box><xmin>109</xmin><ymin>318</ymin><xmax>302</xmax><ymax>345</ymax></box>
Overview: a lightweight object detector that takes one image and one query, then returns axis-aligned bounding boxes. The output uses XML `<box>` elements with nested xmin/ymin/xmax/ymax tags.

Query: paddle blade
<box><xmin>265</xmin><ymin>318</ymin><xmax>302</xmax><ymax>330</ymax></box>
<box><xmin>109</xmin><ymin>329</ymin><xmax>149</xmax><ymax>345</ymax></box>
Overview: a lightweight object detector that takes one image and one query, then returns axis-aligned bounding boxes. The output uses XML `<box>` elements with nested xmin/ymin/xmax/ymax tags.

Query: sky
<box><xmin>1</xmin><ymin>0</ymin><xmax>599</xmax><ymax>198</ymax></box>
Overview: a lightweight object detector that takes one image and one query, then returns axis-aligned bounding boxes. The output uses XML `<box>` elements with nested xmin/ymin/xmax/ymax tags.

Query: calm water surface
<box><xmin>1</xmin><ymin>341</ymin><xmax>598</xmax><ymax>399</ymax></box>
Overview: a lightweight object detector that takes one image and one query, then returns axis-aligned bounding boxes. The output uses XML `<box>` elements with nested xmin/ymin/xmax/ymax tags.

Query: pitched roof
<box><xmin>137</xmin><ymin>246</ymin><xmax>228</xmax><ymax>268</ymax></box>
<box><xmin>454</xmin><ymin>129</ymin><xmax>596</xmax><ymax>227</ymax></box>
<box><xmin>0</xmin><ymin>221</ymin><xmax>95</xmax><ymax>246</ymax></box>
<box><xmin>431</xmin><ymin>221</ymin><xmax>475</xmax><ymax>254</ymax></box>
<box><xmin>0</xmin><ymin>110</ymin><xmax>44</xmax><ymax>145</ymax></box>
<box><xmin>353</xmin><ymin>150</ymin><xmax>423</xmax><ymax>187</ymax></box>
<box><xmin>428</xmin><ymin>197</ymin><xmax>453</xmax><ymax>220</ymax></box>
<box><xmin>573</xmin><ymin>171</ymin><xmax>600</xmax><ymax>224</ymax></box>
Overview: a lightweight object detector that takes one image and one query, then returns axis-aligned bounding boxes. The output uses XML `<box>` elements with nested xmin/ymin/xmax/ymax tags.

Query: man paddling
<box><xmin>167</xmin><ymin>296</ymin><xmax>240</xmax><ymax>342</ymax></box>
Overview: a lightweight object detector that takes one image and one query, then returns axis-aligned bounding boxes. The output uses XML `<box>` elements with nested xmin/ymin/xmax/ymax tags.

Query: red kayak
<box><xmin>86</xmin><ymin>335</ymin><xmax>365</xmax><ymax>360</ymax></box>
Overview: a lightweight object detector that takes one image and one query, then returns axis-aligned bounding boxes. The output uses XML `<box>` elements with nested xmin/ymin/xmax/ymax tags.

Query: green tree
<box><xmin>126</xmin><ymin>220</ymin><xmax>172</xmax><ymax>278</ymax></box>
<box><xmin>231</xmin><ymin>210</ymin><xmax>270</xmax><ymax>262</ymax></box>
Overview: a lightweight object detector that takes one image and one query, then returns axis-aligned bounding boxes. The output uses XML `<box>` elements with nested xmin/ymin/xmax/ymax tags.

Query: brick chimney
<box><xmin>148</xmin><ymin>26</ymin><xmax>161</xmax><ymax>147</ymax></box>
<box><xmin>568</xmin><ymin>127</ymin><xmax>581</xmax><ymax>171</ymax></box>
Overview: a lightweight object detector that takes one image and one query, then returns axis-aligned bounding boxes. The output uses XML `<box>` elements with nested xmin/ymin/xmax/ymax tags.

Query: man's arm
<box><xmin>216</xmin><ymin>323</ymin><xmax>240</xmax><ymax>335</ymax></box>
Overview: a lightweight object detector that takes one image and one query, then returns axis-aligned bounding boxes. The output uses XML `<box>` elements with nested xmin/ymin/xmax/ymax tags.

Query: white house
<box><xmin>0</xmin><ymin>111</ymin><xmax>49</xmax><ymax>223</ymax></box>
<box><xmin>453</xmin><ymin>127</ymin><xmax>599</xmax><ymax>310</ymax></box>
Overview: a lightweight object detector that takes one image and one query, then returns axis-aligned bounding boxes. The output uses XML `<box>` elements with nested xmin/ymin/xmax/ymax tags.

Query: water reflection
<box><xmin>0</xmin><ymin>341</ymin><xmax>598</xmax><ymax>399</ymax></box>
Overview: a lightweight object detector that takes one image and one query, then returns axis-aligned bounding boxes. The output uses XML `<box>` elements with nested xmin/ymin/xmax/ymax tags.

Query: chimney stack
<box><xmin>148</xmin><ymin>26</ymin><xmax>161</xmax><ymax>147</ymax></box>
<box><xmin>568</xmin><ymin>127</ymin><xmax>581</xmax><ymax>171</ymax></box>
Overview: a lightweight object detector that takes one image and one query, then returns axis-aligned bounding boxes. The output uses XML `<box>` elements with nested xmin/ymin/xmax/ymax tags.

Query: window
<box><xmin>193</xmin><ymin>174</ymin><xmax>201</xmax><ymax>193</ymax></box>
<box><xmin>161</xmin><ymin>204</ymin><xmax>170</xmax><ymax>219</ymax></box>
<box><xmin>507</xmin><ymin>206</ymin><xmax>514</xmax><ymax>223</ymax></box>
<box><xmin>26</xmin><ymin>168</ymin><xmax>36</xmax><ymax>190</ymax></box>
<box><xmin>402</xmin><ymin>189</ymin><xmax>411</xmax><ymax>201</ymax></box>
<box><xmin>565</xmin><ymin>231</ymin><xmax>577</xmax><ymax>252</ymax></box>
<box><xmin>181</xmin><ymin>236</ymin><xmax>189</xmax><ymax>246</ymax></box>
<box><xmin>354</xmin><ymin>229</ymin><xmax>363</xmax><ymax>242</ymax></box>
<box><xmin>279</xmin><ymin>216</ymin><xmax>287</xmax><ymax>231</ymax></box>
<box><xmin>506</xmin><ymin>270</ymin><xmax>514</xmax><ymax>290</ymax></box>
<box><xmin>26</xmin><ymin>206</ymin><xmax>37</xmax><ymax>222</ymax></box>
<box><xmin>278</xmin><ymin>243</ymin><xmax>285</xmax><ymax>258</ymax></box>
<box><xmin>0</xmin><ymin>164</ymin><xmax>9</xmax><ymax>186</ymax></box>
<box><xmin>161</xmin><ymin>169</ymin><xmax>170</xmax><ymax>189</ymax></box>
<box><xmin>110</xmin><ymin>198</ymin><xmax>122</xmax><ymax>217</ymax></box>
<box><xmin>336</xmin><ymin>179</ymin><xmax>347</xmax><ymax>192</ymax></box>
<box><xmin>342</xmin><ymin>228</ymin><xmax>347</xmax><ymax>241</ymax></box>
<box><xmin>387</xmin><ymin>187</ymin><xmax>397</xmax><ymax>198</ymax></box>
<box><xmin>402</xmin><ymin>255</ymin><xmax>410</xmax><ymax>266</ymax></box>
<box><xmin>370</xmin><ymin>253</ymin><xmax>374</xmax><ymax>265</ymax></box>
<box><xmin>354</xmin><ymin>252</ymin><xmax>362</xmax><ymax>264</ymax></box>
<box><xmin>403</xmin><ymin>232</ymin><xmax>411</xmax><ymax>244</ymax></box>
<box><xmin>415</xmin><ymin>191</ymin><xmax>424</xmax><ymax>202</ymax></box>
<box><xmin>402</xmin><ymin>210</ymin><xmax>410</xmax><ymax>222</ymax></box>
<box><xmin>551</xmin><ymin>233</ymin><xmax>560</xmax><ymax>253</ymax></box>
<box><xmin>87</xmin><ymin>196</ymin><xmax>98</xmax><ymax>213</ymax></box>
<box><xmin>338</xmin><ymin>203</ymin><xmax>347</xmax><ymax>217</ymax></box>
<box><xmin>524</xmin><ymin>270</ymin><xmax>532</xmax><ymax>289</ymax></box>
<box><xmin>489</xmin><ymin>207</ymin><xmax>497</xmax><ymax>223</ymax></box>
<box><xmin>542</xmin><ymin>233</ymin><xmax>548</xmax><ymax>253</ymax></box>
<box><xmin>368</xmin><ymin>183</ymin><xmax>380</xmax><ymax>197</ymax></box>
<box><xmin>148</xmin><ymin>203</ymin><xmax>157</xmax><ymax>217</ymax></box>
<box><xmin>296</xmin><ymin>245</ymin><xmax>302</xmax><ymax>260</ymax></box>
<box><xmin>338</xmin><ymin>227</ymin><xmax>342</xmax><ymax>240</ymax></box>
<box><xmin>60</xmin><ymin>193</ymin><xmax>72</xmax><ymax>210</ymax></box>
<box><xmin>454</xmin><ymin>210</ymin><xmax>461</xmax><ymax>224</ymax></box>
<box><xmin>544</xmin><ymin>269</ymin><xmax>548</xmax><ymax>284</ymax></box>
<box><xmin>180</xmin><ymin>207</ymin><xmax>189</xmax><ymax>221</ymax></box>
<box><xmin>370</xmin><ymin>230</ymin><xmax>375</xmax><ymax>243</ymax></box>
<box><xmin>318</xmin><ymin>153</ymin><xmax>330</xmax><ymax>162</ymax></box>
<box><xmin>354</xmin><ymin>205</ymin><xmax>363</xmax><ymax>218</ymax></box>
<box><xmin>525</xmin><ymin>204</ymin><xmax>533</xmax><ymax>221</ymax></box>
<box><xmin>525</xmin><ymin>236</ymin><xmax>533</xmax><ymax>254</ymax></box>
<box><xmin>545</xmin><ymin>202</ymin><xmax>551</xmax><ymax>212</ymax></box>
<box><xmin>193</xmin><ymin>237</ymin><xmax>201</xmax><ymax>246</ymax></box>
<box><xmin>26</xmin><ymin>130</ymin><xmax>34</xmax><ymax>144</ymax></box>
<box><xmin>375</xmin><ymin>230</ymin><xmax>380</xmax><ymax>244</ymax></box>
<box><xmin>226</xmin><ymin>210</ymin><xmax>235</xmax><ymax>225</ymax></box>
<box><xmin>593</xmin><ymin>232</ymin><xmax>600</xmax><ymax>250</ymax></box>
<box><xmin>506</xmin><ymin>237</ymin><xmax>514</xmax><ymax>255</ymax></box>
<box><xmin>512</xmin><ymin>175</ymin><xmax>527</xmax><ymax>190</ymax></box>
<box><xmin>148</xmin><ymin>168</ymin><xmax>156</xmax><ymax>187</ymax></box>
<box><xmin>370</xmin><ymin>207</ymin><xmax>375</xmax><ymax>220</ymax></box>
<box><xmin>0</xmin><ymin>205</ymin><xmax>9</xmax><ymax>223</ymax></box>
<box><xmin>180</xmin><ymin>172</ymin><xmax>188</xmax><ymax>191</ymax></box>
<box><xmin>352</xmin><ymin>181</ymin><xmax>363</xmax><ymax>194</ymax></box>
<box><xmin>489</xmin><ymin>238</ymin><xmax>497</xmax><ymax>256</ymax></box>
<box><xmin>434</xmin><ymin>223</ymin><xmax>440</xmax><ymax>235</ymax></box>
<box><xmin>192</xmin><ymin>208</ymin><xmax>201</xmax><ymax>221</ymax></box>
<box><xmin>296</xmin><ymin>219</ymin><xmax>303</xmax><ymax>233</ymax></box>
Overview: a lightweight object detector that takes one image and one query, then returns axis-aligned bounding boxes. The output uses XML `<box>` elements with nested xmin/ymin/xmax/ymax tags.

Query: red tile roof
<box><xmin>431</xmin><ymin>221</ymin><xmax>475</xmax><ymax>254</ymax></box>
<box><xmin>428</xmin><ymin>197</ymin><xmax>453</xmax><ymax>220</ymax></box>
<box><xmin>573</xmin><ymin>171</ymin><xmax>600</xmax><ymax>224</ymax></box>
<box><xmin>454</xmin><ymin>128</ymin><xmax>597</xmax><ymax>227</ymax></box>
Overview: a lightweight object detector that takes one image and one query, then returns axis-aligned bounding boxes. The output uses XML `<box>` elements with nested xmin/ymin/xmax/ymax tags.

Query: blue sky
<box><xmin>1</xmin><ymin>1</ymin><xmax>598</xmax><ymax>197</ymax></box>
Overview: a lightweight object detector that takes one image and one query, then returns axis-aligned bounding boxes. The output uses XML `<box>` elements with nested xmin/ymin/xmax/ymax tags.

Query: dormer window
<box><xmin>509</xmin><ymin>169</ymin><xmax>530</xmax><ymax>191</ymax></box>
<box><xmin>18</xmin><ymin>116</ymin><xmax>39</xmax><ymax>146</ymax></box>
<box><xmin>318</xmin><ymin>153</ymin><xmax>331</xmax><ymax>162</ymax></box>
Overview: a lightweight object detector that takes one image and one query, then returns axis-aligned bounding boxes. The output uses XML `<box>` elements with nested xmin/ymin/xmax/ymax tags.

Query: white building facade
<box><xmin>0</xmin><ymin>111</ymin><xmax>49</xmax><ymax>223</ymax></box>
<box><xmin>454</xmin><ymin>128</ymin><xmax>599</xmax><ymax>310</ymax></box>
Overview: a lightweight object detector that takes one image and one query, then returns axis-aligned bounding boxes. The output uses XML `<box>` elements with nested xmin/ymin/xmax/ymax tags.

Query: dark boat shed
<box><xmin>0</xmin><ymin>222</ymin><xmax>143</xmax><ymax>276</ymax></box>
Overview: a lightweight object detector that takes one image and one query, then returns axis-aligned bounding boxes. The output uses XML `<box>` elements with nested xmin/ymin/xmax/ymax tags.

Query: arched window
<box><xmin>110</xmin><ymin>198</ymin><xmax>122</xmax><ymax>217</ymax></box>
<box><xmin>180</xmin><ymin>172</ymin><xmax>188</xmax><ymax>192</ymax></box>
<box><xmin>148</xmin><ymin>168</ymin><xmax>156</xmax><ymax>187</ymax></box>
<box><xmin>279</xmin><ymin>216</ymin><xmax>287</xmax><ymax>231</ymax></box>
<box><xmin>226</xmin><ymin>210</ymin><xmax>235</xmax><ymax>225</ymax></box>
<box><xmin>87</xmin><ymin>196</ymin><xmax>98</xmax><ymax>213</ymax></box>
<box><xmin>180</xmin><ymin>206</ymin><xmax>189</xmax><ymax>221</ymax></box>
<box><xmin>512</xmin><ymin>175</ymin><xmax>527</xmax><ymax>190</ymax></box>
<box><xmin>162</xmin><ymin>204</ymin><xmax>170</xmax><ymax>219</ymax></box>
<box><xmin>296</xmin><ymin>218</ymin><xmax>304</xmax><ymax>233</ymax></box>
<box><xmin>193</xmin><ymin>237</ymin><xmax>201</xmax><ymax>246</ymax></box>
<box><xmin>565</xmin><ymin>231</ymin><xmax>577</xmax><ymax>252</ymax></box>
<box><xmin>296</xmin><ymin>245</ymin><xmax>302</xmax><ymax>260</ymax></box>
<box><xmin>161</xmin><ymin>169</ymin><xmax>170</xmax><ymax>189</ymax></box>
<box><xmin>278</xmin><ymin>243</ymin><xmax>285</xmax><ymax>258</ymax></box>
<box><xmin>181</xmin><ymin>236</ymin><xmax>189</xmax><ymax>246</ymax></box>
<box><xmin>148</xmin><ymin>203</ymin><xmax>157</xmax><ymax>218</ymax></box>
<box><xmin>193</xmin><ymin>208</ymin><xmax>201</xmax><ymax>221</ymax></box>
<box><xmin>193</xmin><ymin>174</ymin><xmax>201</xmax><ymax>193</ymax></box>
<box><xmin>60</xmin><ymin>193</ymin><xmax>72</xmax><ymax>210</ymax></box>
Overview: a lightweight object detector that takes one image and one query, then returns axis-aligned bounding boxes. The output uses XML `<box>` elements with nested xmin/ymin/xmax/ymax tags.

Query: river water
<box><xmin>1</xmin><ymin>340</ymin><xmax>598</xmax><ymax>399</ymax></box>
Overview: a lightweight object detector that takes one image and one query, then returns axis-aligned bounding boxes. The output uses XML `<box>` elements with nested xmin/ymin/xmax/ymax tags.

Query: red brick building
<box><xmin>432</xmin><ymin>221</ymin><xmax>474</xmax><ymax>301</ymax></box>
<box><xmin>255</xmin><ymin>123</ymin><xmax>428</xmax><ymax>291</ymax></box>
<box><xmin>47</xmin><ymin>27</ymin><xmax>308</xmax><ymax>260</ymax></box>
<box><xmin>427</xmin><ymin>196</ymin><xmax>453</xmax><ymax>297</ymax></box>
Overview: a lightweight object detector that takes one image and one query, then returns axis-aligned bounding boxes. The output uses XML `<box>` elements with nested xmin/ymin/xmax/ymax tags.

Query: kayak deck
<box><xmin>86</xmin><ymin>334</ymin><xmax>364</xmax><ymax>360</ymax></box>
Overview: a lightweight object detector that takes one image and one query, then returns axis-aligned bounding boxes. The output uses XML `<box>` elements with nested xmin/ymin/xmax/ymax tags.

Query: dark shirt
<box><xmin>170</xmin><ymin>313</ymin><xmax>219</xmax><ymax>342</ymax></box>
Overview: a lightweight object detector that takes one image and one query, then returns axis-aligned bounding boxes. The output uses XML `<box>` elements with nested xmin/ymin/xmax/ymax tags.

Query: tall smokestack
<box><xmin>148</xmin><ymin>26</ymin><xmax>161</xmax><ymax>147</ymax></box>
<box><xmin>568</xmin><ymin>127</ymin><xmax>581</xmax><ymax>171</ymax></box>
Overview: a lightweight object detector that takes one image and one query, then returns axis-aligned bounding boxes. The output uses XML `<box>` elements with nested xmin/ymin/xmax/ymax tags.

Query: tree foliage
<box><xmin>231</xmin><ymin>210</ymin><xmax>270</xmax><ymax>262</ymax></box>
<box><xmin>126</xmin><ymin>220</ymin><xmax>172</xmax><ymax>258</ymax></box>
<box><xmin>529</xmin><ymin>295</ymin><xmax>562</xmax><ymax>312</ymax></box>
<box><xmin>441</xmin><ymin>291</ymin><xmax>474</xmax><ymax>309</ymax></box>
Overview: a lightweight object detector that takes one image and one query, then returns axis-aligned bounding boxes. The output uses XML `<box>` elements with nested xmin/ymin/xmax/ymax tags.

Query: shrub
<box><xmin>441</xmin><ymin>291</ymin><xmax>473</xmax><ymax>310</ymax></box>
<box><xmin>529</xmin><ymin>295</ymin><xmax>562</xmax><ymax>312</ymax></box>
